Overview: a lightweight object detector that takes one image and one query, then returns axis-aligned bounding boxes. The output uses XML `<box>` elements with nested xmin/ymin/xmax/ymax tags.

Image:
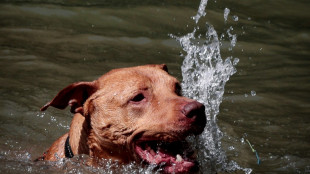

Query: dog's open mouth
<box><xmin>135</xmin><ymin>140</ymin><xmax>197</xmax><ymax>173</ymax></box>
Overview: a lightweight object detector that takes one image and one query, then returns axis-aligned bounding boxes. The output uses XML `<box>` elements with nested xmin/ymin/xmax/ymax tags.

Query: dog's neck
<box><xmin>68</xmin><ymin>113</ymin><xmax>133</xmax><ymax>163</ymax></box>
<box><xmin>87</xmin><ymin>129</ymin><xmax>134</xmax><ymax>164</ymax></box>
<box><xmin>69</xmin><ymin>113</ymin><xmax>89</xmax><ymax>155</ymax></box>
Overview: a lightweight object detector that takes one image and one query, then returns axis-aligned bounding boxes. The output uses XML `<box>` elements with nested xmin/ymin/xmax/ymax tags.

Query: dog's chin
<box><xmin>133</xmin><ymin>140</ymin><xmax>198</xmax><ymax>173</ymax></box>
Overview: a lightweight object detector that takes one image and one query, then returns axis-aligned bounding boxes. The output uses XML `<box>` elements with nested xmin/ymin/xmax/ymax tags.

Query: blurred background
<box><xmin>0</xmin><ymin>0</ymin><xmax>309</xmax><ymax>173</ymax></box>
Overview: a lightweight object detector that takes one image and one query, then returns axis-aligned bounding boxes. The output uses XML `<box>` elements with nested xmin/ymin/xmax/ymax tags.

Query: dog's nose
<box><xmin>182</xmin><ymin>101</ymin><xmax>205</xmax><ymax>118</ymax></box>
<box><xmin>181</xmin><ymin>101</ymin><xmax>206</xmax><ymax>134</ymax></box>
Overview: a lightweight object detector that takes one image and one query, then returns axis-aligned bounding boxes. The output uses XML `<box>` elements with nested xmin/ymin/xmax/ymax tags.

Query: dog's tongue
<box><xmin>135</xmin><ymin>144</ymin><xmax>195</xmax><ymax>173</ymax></box>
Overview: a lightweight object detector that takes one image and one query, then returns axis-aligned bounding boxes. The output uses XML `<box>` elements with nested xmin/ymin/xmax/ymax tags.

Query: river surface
<box><xmin>0</xmin><ymin>0</ymin><xmax>309</xmax><ymax>173</ymax></box>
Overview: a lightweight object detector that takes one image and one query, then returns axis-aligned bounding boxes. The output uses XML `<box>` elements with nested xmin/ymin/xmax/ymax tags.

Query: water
<box><xmin>0</xmin><ymin>0</ymin><xmax>309</xmax><ymax>173</ymax></box>
<box><xmin>173</xmin><ymin>0</ymin><xmax>249</xmax><ymax>172</ymax></box>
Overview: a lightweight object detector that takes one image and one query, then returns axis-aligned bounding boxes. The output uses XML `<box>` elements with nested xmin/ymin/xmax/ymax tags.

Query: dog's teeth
<box><xmin>176</xmin><ymin>154</ymin><xmax>183</xmax><ymax>162</ymax></box>
<box><xmin>146</xmin><ymin>146</ymin><xmax>152</xmax><ymax>151</ymax></box>
<box><xmin>146</xmin><ymin>145</ymin><xmax>156</xmax><ymax>156</ymax></box>
<box><xmin>150</xmin><ymin>149</ymin><xmax>156</xmax><ymax>156</ymax></box>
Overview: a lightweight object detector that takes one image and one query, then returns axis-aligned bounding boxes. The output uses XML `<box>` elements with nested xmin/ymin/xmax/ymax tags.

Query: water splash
<box><xmin>172</xmin><ymin>1</ymin><xmax>251</xmax><ymax>173</ymax></box>
<box><xmin>224</xmin><ymin>8</ymin><xmax>230</xmax><ymax>23</ymax></box>
<box><xmin>192</xmin><ymin>0</ymin><xmax>209</xmax><ymax>24</ymax></box>
<box><xmin>227</xmin><ymin>26</ymin><xmax>237</xmax><ymax>49</ymax></box>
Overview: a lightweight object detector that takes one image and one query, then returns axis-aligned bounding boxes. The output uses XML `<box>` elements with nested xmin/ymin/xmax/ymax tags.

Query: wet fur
<box><xmin>38</xmin><ymin>64</ymin><xmax>205</xmax><ymax>167</ymax></box>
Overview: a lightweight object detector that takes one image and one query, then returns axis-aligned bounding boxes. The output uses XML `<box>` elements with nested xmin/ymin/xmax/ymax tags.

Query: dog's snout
<box><xmin>182</xmin><ymin>101</ymin><xmax>205</xmax><ymax>118</ymax></box>
<box><xmin>181</xmin><ymin>101</ymin><xmax>206</xmax><ymax>134</ymax></box>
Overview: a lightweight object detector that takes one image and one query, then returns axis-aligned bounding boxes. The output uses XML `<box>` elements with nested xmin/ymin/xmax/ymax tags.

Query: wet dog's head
<box><xmin>42</xmin><ymin>64</ymin><xmax>206</xmax><ymax>173</ymax></box>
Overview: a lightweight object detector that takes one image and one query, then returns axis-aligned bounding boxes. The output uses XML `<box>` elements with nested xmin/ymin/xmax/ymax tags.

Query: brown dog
<box><xmin>39</xmin><ymin>64</ymin><xmax>206</xmax><ymax>173</ymax></box>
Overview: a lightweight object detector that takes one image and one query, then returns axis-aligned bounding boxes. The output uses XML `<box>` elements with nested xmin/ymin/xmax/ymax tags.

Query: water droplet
<box><xmin>27</xmin><ymin>166</ymin><xmax>32</xmax><ymax>172</ymax></box>
<box><xmin>220</xmin><ymin>33</ymin><xmax>225</xmax><ymax>40</ymax></box>
<box><xmin>243</xmin><ymin>133</ymin><xmax>248</xmax><ymax>138</ymax></box>
<box><xmin>192</xmin><ymin>0</ymin><xmax>208</xmax><ymax>23</ymax></box>
<box><xmin>232</xmin><ymin>15</ymin><xmax>239</xmax><ymax>21</ymax></box>
<box><xmin>228</xmin><ymin>146</ymin><xmax>235</xmax><ymax>150</ymax></box>
<box><xmin>226</xmin><ymin>26</ymin><xmax>237</xmax><ymax>47</ymax></box>
<box><xmin>224</xmin><ymin>8</ymin><xmax>230</xmax><ymax>22</ymax></box>
<box><xmin>233</xmin><ymin>58</ymin><xmax>239</xmax><ymax>65</ymax></box>
<box><xmin>251</xmin><ymin>90</ymin><xmax>256</xmax><ymax>96</ymax></box>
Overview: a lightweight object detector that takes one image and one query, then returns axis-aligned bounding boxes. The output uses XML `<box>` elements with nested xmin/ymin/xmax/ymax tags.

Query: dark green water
<box><xmin>0</xmin><ymin>0</ymin><xmax>309</xmax><ymax>173</ymax></box>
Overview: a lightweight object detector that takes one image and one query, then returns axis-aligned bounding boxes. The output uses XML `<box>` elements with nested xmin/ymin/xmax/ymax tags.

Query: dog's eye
<box><xmin>175</xmin><ymin>83</ymin><xmax>182</xmax><ymax>96</ymax></box>
<box><xmin>130</xmin><ymin>93</ymin><xmax>145</xmax><ymax>102</ymax></box>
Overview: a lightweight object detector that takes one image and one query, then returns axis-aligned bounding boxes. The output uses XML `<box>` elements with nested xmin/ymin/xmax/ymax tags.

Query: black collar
<box><xmin>65</xmin><ymin>136</ymin><xmax>74</xmax><ymax>158</ymax></box>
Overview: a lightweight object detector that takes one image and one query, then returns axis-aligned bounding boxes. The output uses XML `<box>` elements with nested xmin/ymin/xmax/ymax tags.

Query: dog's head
<box><xmin>42</xmin><ymin>64</ymin><xmax>206</xmax><ymax>173</ymax></box>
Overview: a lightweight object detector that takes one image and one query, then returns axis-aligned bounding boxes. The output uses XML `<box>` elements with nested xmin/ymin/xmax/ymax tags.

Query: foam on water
<box><xmin>172</xmin><ymin>0</ymin><xmax>252</xmax><ymax>173</ymax></box>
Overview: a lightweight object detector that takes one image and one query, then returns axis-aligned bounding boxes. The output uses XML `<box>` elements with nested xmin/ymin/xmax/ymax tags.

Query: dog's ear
<box><xmin>40</xmin><ymin>81</ymin><xmax>97</xmax><ymax>114</ymax></box>
<box><xmin>158</xmin><ymin>64</ymin><xmax>168</xmax><ymax>72</ymax></box>
<box><xmin>150</xmin><ymin>64</ymin><xmax>168</xmax><ymax>73</ymax></box>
